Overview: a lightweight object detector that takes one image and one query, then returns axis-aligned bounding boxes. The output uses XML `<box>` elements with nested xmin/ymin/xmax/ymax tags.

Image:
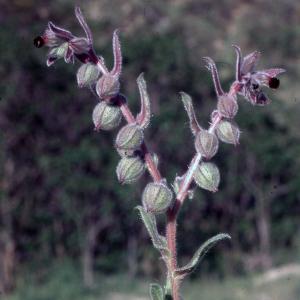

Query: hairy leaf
<box><xmin>202</xmin><ymin>57</ymin><xmax>224</xmax><ymax>97</ymax></box>
<box><xmin>111</xmin><ymin>29</ymin><xmax>122</xmax><ymax>77</ymax></box>
<box><xmin>180</xmin><ymin>92</ymin><xmax>201</xmax><ymax>136</ymax></box>
<box><xmin>149</xmin><ymin>283</ymin><xmax>164</xmax><ymax>300</ymax></box>
<box><xmin>136</xmin><ymin>73</ymin><xmax>151</xmax><ymax>129</ymax></box>
<box><xmin>136</xmin><ymin>206</ymin><xmax>170</xmax><ymax>257</ymax></box>
<box><xmin>175</xmin><ymin>233</ymin><xmax>231</xmax><ymax>278</ymax></box>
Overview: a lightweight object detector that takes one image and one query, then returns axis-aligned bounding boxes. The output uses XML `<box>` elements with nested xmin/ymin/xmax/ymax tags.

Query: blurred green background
<box><xmin>0</xmin><ymin>0</ymin><xmax>300</xmax><ymax>299</ymax></box>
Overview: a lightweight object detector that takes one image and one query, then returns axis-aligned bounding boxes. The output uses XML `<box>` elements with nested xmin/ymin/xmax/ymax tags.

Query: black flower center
<box><xmin>268</xmin><ymin>77</ymin><xmax>280</xmax><ymax>89</ymax></box>
<box><xmin>34</xmin><ymin>36</ymin><xmax>45</xmax><ymax>48</ymax></box>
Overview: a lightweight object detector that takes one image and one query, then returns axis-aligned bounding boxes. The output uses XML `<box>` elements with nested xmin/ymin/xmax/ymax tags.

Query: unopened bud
<box><xmin>77</xmin><ymin>63</ymin><xmax>100</xmax><ymax>88</ymax></box>
<box><xmin>92</xmin><ymin>101</ymin><xmax>122</xmax><ymax>131</ymax></box>
<box><xmin>216</xmin><ymin>120</ymin><xmax>240</xmax><ymax>145</ymax></box>
<box><xmin>193</xmin><ymin>162</ymin><xmax>220</xmax><ymax>192</ymax></box>
<box><xmin>96</xmin><ymin>74</ymin><xmax>120</xmax><ymax>99</ymax></box>
<box><xmin>142</xmin><ymin>182</ymin><xmax>173</xmax><ymax>214</ymax></box>
<box><xmin>195</xmin><ymin>130</ymin><xmax>219</xmax><ymax>159</ymax></box>
<box><xmin>116</xmin><ymin>156</ymin><xmax>145</xmax><ymax>184</ymax></box>
<box><xmin>115</xmin><ymin>124</ymin><xmax>144</xmax><ymax>151</ymax></box>
<box><xmin>217</xmin><ymin>94</ymin><xmax>238</xmax><ymax>119</ymax></box>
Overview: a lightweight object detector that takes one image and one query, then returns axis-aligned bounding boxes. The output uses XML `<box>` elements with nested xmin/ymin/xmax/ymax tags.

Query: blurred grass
<box><xmin>5</xmin><ymin>260</ymin><xmax>300</xmax><ymax>300</ymax></box>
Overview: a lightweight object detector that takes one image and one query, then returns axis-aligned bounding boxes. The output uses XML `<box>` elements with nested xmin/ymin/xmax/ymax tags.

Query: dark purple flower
<box><xmin>233</xmin><ymin>45</ymin><xmax>285</xmax><ymax>105</ymax></box>
<box><xmin>34</xmin><ymin>7</ymin><xmax>98</xmax><ymax>66</ymax></box>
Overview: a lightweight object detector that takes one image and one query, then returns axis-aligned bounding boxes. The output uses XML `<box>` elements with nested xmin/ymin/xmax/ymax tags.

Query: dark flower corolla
<box><xmin>34</xmin><ymin>7</ymin><xmax>98</xmax><ymax>66</ymax></box>
<box><xmin>233</xmin><ymin>45</ymin><xmax>285</xmax><ymax>105</ymax></box>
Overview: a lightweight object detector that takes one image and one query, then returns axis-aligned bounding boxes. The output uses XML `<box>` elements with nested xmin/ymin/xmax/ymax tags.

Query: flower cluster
<box><xmin>35</xmin><ymin>7</ymin><xmax>286</xmax><ymax>299</ymax></box>
<box><xmin>233</xmin><ymin>45</ymin><xmax>285</xmax><ymax>105</ymax></box>
<box><xmin>34</xmin><ymin>7</ymin><xmax>99</xmax><ymax>66</ymax></box>
<box><xmin>179</xmin><ymin>48</ymin><xmax>285</xmax><ymax>194</ymax></box>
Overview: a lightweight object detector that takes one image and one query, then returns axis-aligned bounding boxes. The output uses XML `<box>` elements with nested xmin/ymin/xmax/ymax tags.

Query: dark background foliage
<box><xmin>0</xmin><ymin>0</ymin><xmax>300</xmax><ymax>298</ymax></box>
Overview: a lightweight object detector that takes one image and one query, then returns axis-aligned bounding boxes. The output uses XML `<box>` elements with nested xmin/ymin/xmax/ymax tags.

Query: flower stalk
<box><xmin>35</xmin><ymin>7</ymin><xmax>285</xmax><ymax>300</ymax></box>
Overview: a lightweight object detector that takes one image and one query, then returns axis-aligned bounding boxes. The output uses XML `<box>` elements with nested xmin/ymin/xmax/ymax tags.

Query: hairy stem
<box><xmin>94</xmin><ymin>54</ymin><xmax>241</xmax><ymax>300</ymax></box>
<box><xmin>165</xmin><ymin>82</ymin><xmax>242</xmax><ymax>299</ymax></box>
<box><xmin>166</xmin><ymin>209</ymin><xmax>179</xmax><ymax>299</ymax></box>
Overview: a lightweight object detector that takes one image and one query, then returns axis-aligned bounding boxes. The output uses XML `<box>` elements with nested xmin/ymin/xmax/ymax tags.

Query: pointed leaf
<box><xmin>111</xmin><ymin>29</ymin><xmax>122</xmax><ymax>77</ymax></box>
<box><xmin>75</xmin><ymin>6</ymin><xmax>93</xmax><ymax>44</ymax></box>
<box><xmin>232</xmin><ymin>45</ymin><xmax>242</xmax><ymax>81</ymax></box>
<box><xmin>136</xmin><ymin>206</ymin><xmax>170</xmax><ymax>257</ymax></box>
<box><xmin>175</xmin><ymin>233</ymin><xmax>231</xmax><ymax>278</ymax></box>
<box><xmin>180</xmin><ymin>92</ymin><xmax>201</xmax><ymax>136</ymax></box>
<box><xmin>202</xmin><ymin>57</ymin><xmax>224</xmax><ymax>97</ymax></box>
<box><xmin>149</xmin><ymin>283</ymin><xmax>164</xmax><ymax>300</ymax></box>
<box><xmin>136</xmin><ymin>73</ymin><xmax>151</xmax><ymax>129</ymax></box>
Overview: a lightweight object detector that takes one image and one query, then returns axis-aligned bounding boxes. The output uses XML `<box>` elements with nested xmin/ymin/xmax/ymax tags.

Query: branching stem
<box><xmin>165</xmin><ymin>82</ymin><xmax>241</xmax><ymax>300</ymax></box>
<box><xmin>114</xmin><ymin>78</ymin><xmax>241</xmax><ymax>300</ymax></box>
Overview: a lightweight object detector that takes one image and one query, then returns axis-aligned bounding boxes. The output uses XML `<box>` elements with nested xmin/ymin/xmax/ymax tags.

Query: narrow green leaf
<box><xmin>149</xmin><ymin>283</ymin><xmax>164</xmax><ymax>300</ymax></box>
<box><xmin>180</xmin><ymin>92</ymin><xmax>201</xmax><ymax>136</ymax></box>
<box><xmin>175</xmin><ymin>233</ymin><xmax>231</xmax><ymax>278</ymax></box>
<box><xmin>137</xmin><ymin>73</ymin><xmax>151</xmax><ymax>129</ymax></box>
<box><xmin>136</xmin><ymin>206</ymin><xmax>170</xmax><ymax>257</ymax></box>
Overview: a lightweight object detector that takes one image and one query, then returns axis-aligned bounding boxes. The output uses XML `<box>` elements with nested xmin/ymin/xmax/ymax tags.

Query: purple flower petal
<box><xmin>241</xmin><ymin>50</ymin><xmax>260</xmax><ymax>75</ymax></box>
<box><xmin>48</xmin><ymin>22</ymin><xmax>74</xmax><ymax>41</ymax></box>
<box><xmin>46</xmin><ymin>55</ymin><xmax>58</xmax><ymax>67</ymax></box>
<box><xmin>260</xmin><ymin>68</ymin><xmax>286</xmax><ymax>78</ymax></box>
<box><xmin>69</xmin><ymin>37</ymin><xmax>90</xmax><ymax>54</ymax></box>
<box><xmin>64</xmin><ymin>47</ymin><xmax>74</xmax><ymax>64</ymax></box>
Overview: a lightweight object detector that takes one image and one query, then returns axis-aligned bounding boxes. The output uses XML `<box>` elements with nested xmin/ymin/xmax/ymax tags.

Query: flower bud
<box><xmin>216</xmin><ymin>120</ymin><xmax>240</xmax><ymax>145</ymax></box>
<box><xmin>195</xmin><ymin>130</ymin><xmax>219</xmax><ymax>159</ymax></box>
<box><xmin>115</xmin><ymin>124</ymin><xmax>144</xmax><ymax>151</ymax></box>
<box><xmin>217</xmin><ymin>94</ymin><xmax>238</xmax><ymax>119</ymax></box>
<box><xmin>116</xmin><ymin>156</ymin><xmax>145</xmax><ymax>184</ymax></box>
<box><xmin>96</xmin><ymin>74</ymin><xmax>120</xmax><ymax>99</ymax></box>
<box><xmin>92</xmin><ymin>102</ymin><xmax>122</xmax><ymax>131</ymax></box>
<box><xmin>77</xmin><ymin>63</ymin><xmax>100</xmax><ymax>88</ymax></box>
<box><xmin>193</xmin><ymin>162</ymin><xmax>220</xmax><ymax>192</ymax></box>
<box><xmin>142</xmin><ymin>182</ymin><xmax>173</xmax><ymax>214</ymax></box>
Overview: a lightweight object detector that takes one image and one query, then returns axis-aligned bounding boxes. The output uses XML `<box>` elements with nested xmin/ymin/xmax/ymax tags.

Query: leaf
<box><xmin>202</xmin><ymin>57</ymin><xmax>224</xmax><ymax>97</ymax></box>
<box><xmin>149</xmin><ymin>283</ymin><xmax>164</xmax><ymax>300</ymax></box>
<box><xmin>180</xmin><ymin>92</ymin><xmax>201</xmax><ymax>136</ymax></box>
<box><xmin>136</xmin><ymin>73</ymin><xmax>151</xmax><ymax>129</ymax></box>
<box><xmin>111</xmin><ymin>29</ymin><xmax>122</xmax><ymax>77</ymax></box>
<box><xmin>136</xmin><ymin>206</ymin><xmax>170</xmax><ymax>257</ymax></box>
<box><xmin>75</xmin><ymin>6</ymin><xmax>93</xmax><ymax>44</ymax></box>
<box><xmin>175</xmin><ymin>233</ymin><xmax>231</xmax><ymax>278</ymax></box>
<box><xmin>232</xmin><ymin>44</ymin><xmax>242</xmax><ymax>81</ymax></box>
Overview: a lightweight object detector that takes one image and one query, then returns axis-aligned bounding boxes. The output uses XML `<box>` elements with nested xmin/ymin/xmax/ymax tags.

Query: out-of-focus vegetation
<box><xmin>5</xmin><ymin>261</ymin><xmax>300</xmax><ymax>300</ymax></box>
<box><xmin>0</xmin><ymin>0</ymin><xmax>300</xmax><ymax>298</ymax></box>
